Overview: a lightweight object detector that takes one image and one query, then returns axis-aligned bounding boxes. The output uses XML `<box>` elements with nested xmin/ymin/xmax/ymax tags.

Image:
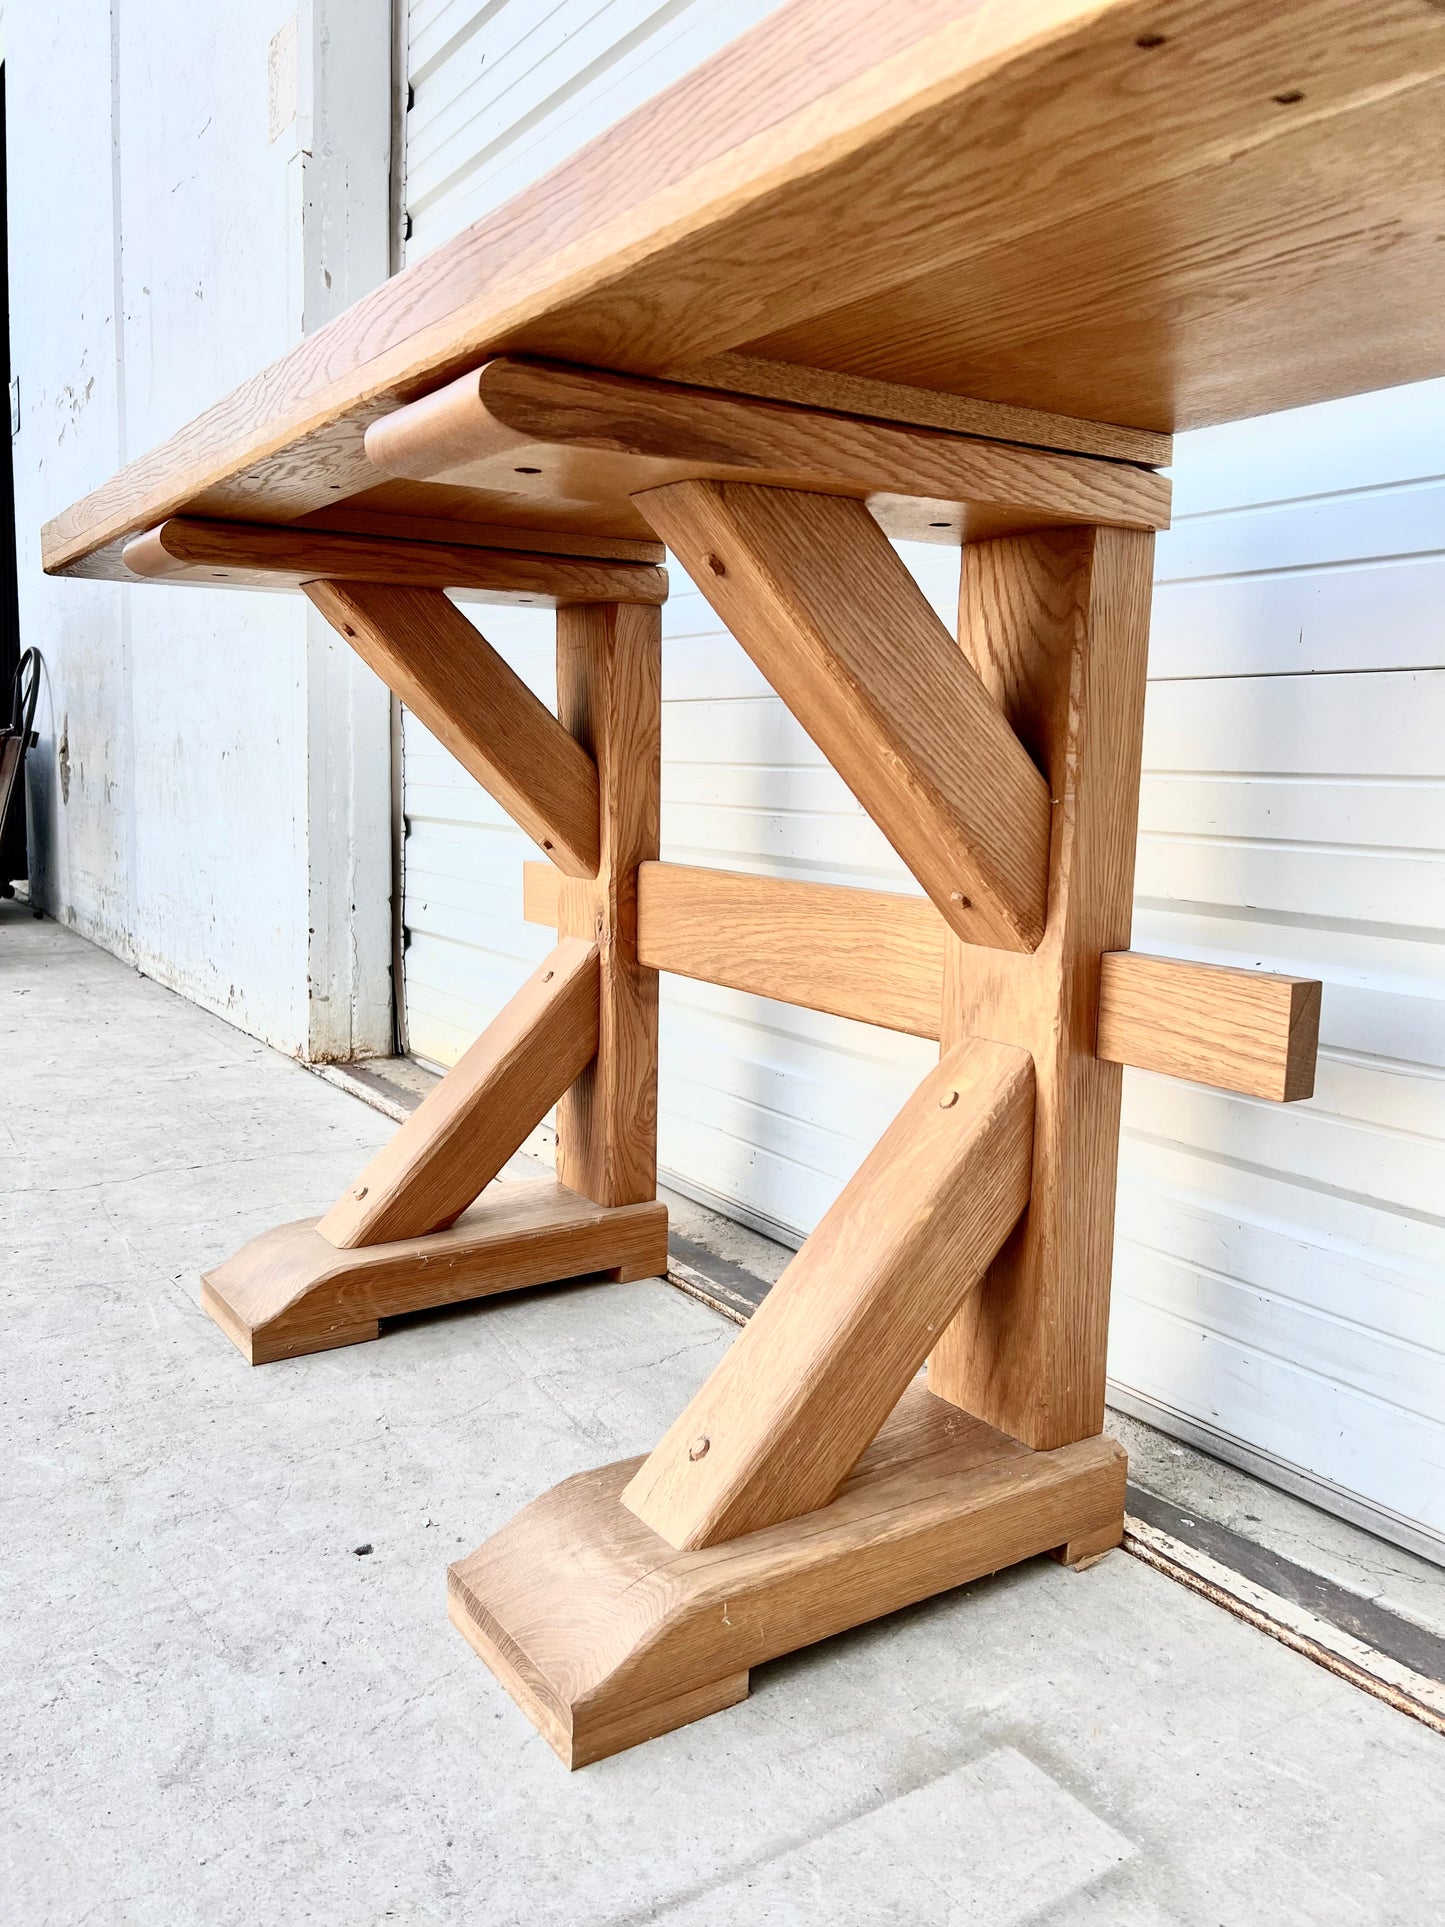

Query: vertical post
<box><xmin>927</xmin><ymin>526</ymin><xmax>1155</xmax><ymax>1448</ymax></box>
<box><xmin>553</xmin><ymin>602</ymin><xmax>662</xmax><ymax>1206</ymax></box>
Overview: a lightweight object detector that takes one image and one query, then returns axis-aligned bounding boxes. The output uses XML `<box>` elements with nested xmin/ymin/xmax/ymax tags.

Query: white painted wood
<box><xmin>1112</xmin><ymin>380</ymin><xmax>1445</xmax><ymax>1559</ymax></box>
<box><xmin>9</xmin><ymin>0</ymin><xmax>393</xmax><ymax>1061</ymax></box>
<box><xmin>402</xmin><ymin>0</ymin><xmax>785</xmax><ymax>259</ymax></box>
<box><xmin>398</xmin><ymin>10</ymin><xmax>1445</xmax><ymax>1557</ymax></box>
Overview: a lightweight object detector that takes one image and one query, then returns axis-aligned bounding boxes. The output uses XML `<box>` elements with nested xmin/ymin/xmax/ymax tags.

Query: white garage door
<box><xmin>1112</xmin><ymin>383</ymin><xmax>1445</xmax><ymax>1562</ymax></box>
<box><xmin>397</xmin><ymin>2</ymin><xmax>1445</xmax><ymax>1562</ymax></box>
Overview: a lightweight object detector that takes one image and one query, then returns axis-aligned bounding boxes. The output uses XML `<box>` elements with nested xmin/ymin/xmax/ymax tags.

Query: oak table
<box><xmin>46</xmin><ymin>0</ymin><xmax>1443</xmax><ymax>1766</ymax></box>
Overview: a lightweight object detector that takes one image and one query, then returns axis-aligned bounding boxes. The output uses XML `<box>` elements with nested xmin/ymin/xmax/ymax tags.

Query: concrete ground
<box><xmin>4</xmin><ymin>903</ymin><xmax>1444</xmax><ymax>1927</ymax></box>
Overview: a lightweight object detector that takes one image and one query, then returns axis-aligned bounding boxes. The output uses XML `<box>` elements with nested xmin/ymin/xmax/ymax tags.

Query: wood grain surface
<box><xmin>202</xmin><ymin>1179</ymin><xmax>669</xmax><ymax>1364</ymax></box>
<box><xmin>929</xmin><ymin>526</ymin><xmax>1155</xmax><ymax>1449</ymax></box>
<box><xmin>524</xmin><ymin>859</ymin><xmax>1322</xmax><ymax>1100</ymax></box>
<box><xmin>553</xmin><ymin>602</ymin><xmax>663</xmax><ymax>1207</ymax></box>
<box><xmin>637</xmin><ymin>481</ymin><xmax>1053</xmax><ymax>951</ymax></box>
<box><xmin>305</xmin><ymin>580</ymin><xmax>602</xmax><ymax>876</ymax></box>
<box><xmin>363</xmin><ymin>359</ymin><xmax>1171</xmax><ymax>546</ymax></box>
<box><xmin>1097</xmin><ymin>951</ymin><xmax>1321</xmax><ymax>1102</ymax></box>
<box><xmin>44</xmin><ymin>1</ymin><xmax>1445</xmax><ymax>576</ymax></box>
<box><xmin>622</xmin><ymin>1039</ymin><xmax>1034</xmax><ymax>1550</ymax></box>
<box><xmin>450</xmin><ymin>1379</ymin><xmax>1126</xmax><ymax>1765</ymax></box>
<box><xmin>637</xmin><ymin>861</ymin><xmax>946</xmax><ymax>1038</ymax></box>
<box><xmin>317</xmin><ymin>940</ymin><xmax>601</xmax><ymax>1249</ymax></box>
<box><xmin>122</xmin><ymin>516</ymin><xmax>667</xmax><ymax>602</ymax></box>
<box><xmin>667</xmin><ymin>350</ymin><xmax>1171</xmax><ymax>465</ymax></box>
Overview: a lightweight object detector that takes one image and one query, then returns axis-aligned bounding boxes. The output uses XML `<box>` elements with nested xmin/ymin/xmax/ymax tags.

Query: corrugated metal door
<box><xmin>398</xmin><ymin>3</ymin><xmax>1445</xmax><ymax>1559</ymax></box>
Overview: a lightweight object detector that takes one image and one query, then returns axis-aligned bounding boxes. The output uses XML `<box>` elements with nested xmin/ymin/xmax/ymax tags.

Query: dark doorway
<box><xmin>0</xmin><ymin>64</ymin><xmax>27</xmax><ymax>887</ymax></box>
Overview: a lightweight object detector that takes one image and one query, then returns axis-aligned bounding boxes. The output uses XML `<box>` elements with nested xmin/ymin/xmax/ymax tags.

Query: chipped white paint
<box><xmin>8</xmin><ymin>0</ymin><xmax>393</xmax><ymax>1060</ymax></box>
<box><xmin>267</xmin><ymin>17</ymin><xmax>298</xmax><ymax>143</ymax></box>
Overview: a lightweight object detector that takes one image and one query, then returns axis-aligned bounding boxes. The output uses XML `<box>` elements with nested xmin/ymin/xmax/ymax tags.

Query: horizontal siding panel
<box><xmin>1133</xmin><ymin>839</ymin><xmax>1445</xmax><ymax>928</ymax></box>
<box><xmin>1167</xmin><ymin>378</ymin><xmax>1445</xmax><ymax>514</ymax></box>
<box><xmin>1139</xmin><ymin>773</ymin><xmax>1444</xmax><ymax>851</ymax></box>
<box><xmin>1142</xmin><ymin>670</ymin><xmax>1445</xmax><ymax>777</ymax></box>
<box><xmin>406</xmin><ymin>0</ymin><xmax>784</xmax><ymax>259</ymax></box>
<box><xmin>1115</xmin><ymin>1245</ymin><xmax>1442</xmax><ymax>1424</ymax></box>
<box><xmin>659</xmin><ymin>974</ymin><xmax>936</xmax><ymax>1113</ymax></box>
<box><xmin>403</xmin><ymin>814</ymin><xmax>539</xmax><ymax>884</ymax></box>
<box><xmin>1155</xmin><ymin>478</ymin><xmax>1445</xmax><ymax>581</ymax></box>
<box><xmin>1129</xmin><ymin>904</ymin><xmax>1443</xmax><ymax>1004</ymax></box>
<box><xmin>1107</xmin><ymin>1294</ymin><xmax>1445</xmax><ymax>1536</ymax></box>
<box><xmin>1148</xmin><ymin>555</ymin><xmax>1445</xmax><ymax>680</ymax></box>
<box><xmin>409</xmin><ymin>0</ymin><xmax>667</xmax><ymax>212</ymax></box>
<box><xmin>664</xmin><ymin>693</ymin><xmax>833</xmax><ymax>770</ymax></box>
<box><xmin>1116</xmin><ymin>1174</ymin><xmax>1445</xmax><ymax>1352</ymax></box>
<box><xmin>662</xmin><ymin>799</ymin><xmax>908</xmax><ymax>885</ymax></box>
<box><xmin>1121</xmin><ymin>1070</ymin><xmax>1445</xmax><ymax>1222</ymax></box>
<box><xmin>1119</xmin><ymin>1130</ymin><xmax>1445</xmax><ymax>1275</ymax></box>
<box><xmin>403</xmin><ymin>893</ymin><xmax>541</xmax><ymax>967</ymax></box>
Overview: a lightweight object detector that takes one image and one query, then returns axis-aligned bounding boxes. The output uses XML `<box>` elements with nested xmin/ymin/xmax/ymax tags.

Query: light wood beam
<box><xmin>364</xmin><ymin>360</ymin><xmax>1171</xmax><ymax>545</ymax></box>
<box><xmin>305</xmin><ymin>579</ymin><xmax>601</xmax><ymax>876</ymax></box>
<box><xmin>122</xmin><ymin>517</ymin><xmax>667</xmax><ymax>601</ymax></box>
<box><xmin>318</xmin><ymin>939</ymin><xmax>601</xmax><ymax>1249</ymax></box>
<box><xmin>522</xmin><ymin>861</ymin><xmax>564</xmax><ymax>928</ymax></box>
<box><xmin>635</xmin><ymin>482</ymin><xmax>1053</xmax><ymax>951</ymax></box>
<box><xmin>206</xmin><ymin>1179</ymin><xmax>668</xmax><ymax>1365</ymax></box>
<box><xmin>637</xmin><ymin>861</ymin><xmax>943</xmax><ymax>1037</ymax></box>
<box><xmin>1097</xmin><ymin>952</ymin><xmax>1321</xmax><ymax>1103</ymax></box>
<box><xmin>662</xmin><ymin>352</ymin><xmax>1172</xmax><ymax>467</ymax></box>
<box><xmin>622</xmin><ymin>1038</ymin><xmax>1034</xmax><ymax>1551</ymax></box>
<box><xmin>525</xmin><ymin>860</ymin><xmax>1323</xmax><ymax>1098</ymax></box>
<box><xmin>553</xmin><ymin>602</ymin><xmax>662</xmax><ymax>1206</ymax></box>
<box><xmin>929</xmin><ymin>526</ymin><xmax>1154</xmax><ymax>1449</ymax></box>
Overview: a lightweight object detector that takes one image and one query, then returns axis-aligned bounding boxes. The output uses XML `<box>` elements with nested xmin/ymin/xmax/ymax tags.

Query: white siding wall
<box><xmin>7</xmin><ymin>0</ymin><xmax>393</xmax><ymax>1060</ymax></box>
<box><xmin>1111</xmin><ymin>383</ymin><xmax>1445</xmax><ymax>1561</ymax></box>
<box><xmin>400</xmin><ymin>2</ymin><xmax>1445</xmax><ymax>1558</ymax></box>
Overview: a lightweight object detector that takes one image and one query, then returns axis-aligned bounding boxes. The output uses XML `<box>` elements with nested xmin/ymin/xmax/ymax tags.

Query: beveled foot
<box><xmin>202</xmin><ymin>1178</ymin><xmax>668</xmax><ymax>1363</ymax></box>
<box><xmin>448</xmin><ymin>1381</ymin><xmax>1127</xmax><ymax>1766</ymax></box>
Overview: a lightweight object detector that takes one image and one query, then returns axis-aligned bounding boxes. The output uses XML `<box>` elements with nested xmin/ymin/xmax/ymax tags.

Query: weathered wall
<box><xmin>5</xmin><ymin>1</ymin><xmax>393</xmax><ymax>1058</ymax></box>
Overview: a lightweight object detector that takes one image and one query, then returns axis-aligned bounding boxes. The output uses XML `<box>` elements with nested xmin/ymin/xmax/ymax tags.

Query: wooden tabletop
<box><xmin>45</xmin><ymin>0</ymin><xmax>1445</xmax><ymax>582</ymax></box>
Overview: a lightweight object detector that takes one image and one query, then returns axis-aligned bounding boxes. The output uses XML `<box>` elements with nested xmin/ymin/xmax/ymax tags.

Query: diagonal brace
<box><xmin>318</xmin><ymin>938</ymin><xmax>600</xmax><ymax>1249</ymax></box>
<box><xmin>634</xmin><ymin>481</ymin><xmax>1052</xmax><ymax>950</ymax></box>
<box><xmin>622</xmin><ymin>1036</ymin><xmax>1035</xmax><ymax>1550</ymax></box>
<box><xmin>307</xmin><ymin>579</ymin><xmax>601</xmax><ymax>876</ymax></box>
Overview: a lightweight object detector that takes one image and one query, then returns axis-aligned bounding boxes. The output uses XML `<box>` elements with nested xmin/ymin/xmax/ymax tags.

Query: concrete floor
<box><xmin>4</xmin><ymin>903</ymin><xmax>1444</xmax><ymax>1927</ymax></box>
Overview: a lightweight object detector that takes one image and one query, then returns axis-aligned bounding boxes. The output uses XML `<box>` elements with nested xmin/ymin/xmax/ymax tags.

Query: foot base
<box><xmin>448</xmin><ymin>1381</ymin><xmax>1126</xmax><ymax>1766</ymax></box>
<box><xmin>202</xmin><ymin>1178</ymin><xmax>668</xmax><ymax>1363</ymax></box>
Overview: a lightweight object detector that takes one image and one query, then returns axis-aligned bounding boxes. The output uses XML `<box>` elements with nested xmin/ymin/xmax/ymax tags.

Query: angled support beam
<box><xmin>318</xmin><ymin>938</ymin><xmax>601</xmax><ymax>1249</ymax></box>
<box><xmin>636</xmin><ymin>482</ymin><xmax>1053</xmax><ymax>950</ymax></box>
<box><xmin>203</xmin><ymin>1180</ymin><xmax>667</xmax><ymax>1367</ymax></box>
<box><xmin>450</xmin><ymin>1383</ymin><xmax>1125</xmax><ymax>1769</ymax></box>
<box><xmin>622</xmin><ymin>1038</ymin><xmax>1034</xmax><ymax>1549</ymax></box>
<box><xmin>306</xmin><ymin>579</ymin><xmax>601</xmax><ymax>877</ymax></box>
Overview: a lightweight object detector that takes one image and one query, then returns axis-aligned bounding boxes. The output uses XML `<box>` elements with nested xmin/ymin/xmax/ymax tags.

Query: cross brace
<box><xmin>174</xmin><ymin>367</ymin><xmax>1318</xmax><ymax>1764</ymax></box>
